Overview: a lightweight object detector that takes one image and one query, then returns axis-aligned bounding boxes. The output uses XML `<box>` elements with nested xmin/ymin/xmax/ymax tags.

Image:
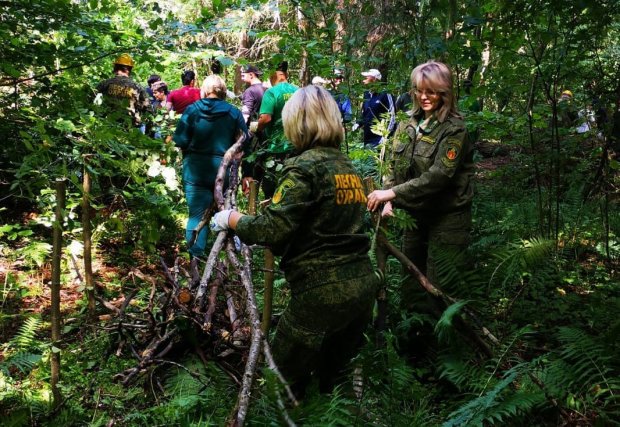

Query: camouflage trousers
<box><xmin>400</xmin><ymin>207</ymin><xmax>471</xmax><ymax>314</ymax></box>
<box><xmin>271</xmin><ymin>262</ymin><xmax>379</xmax><ymax>396</ymax></box>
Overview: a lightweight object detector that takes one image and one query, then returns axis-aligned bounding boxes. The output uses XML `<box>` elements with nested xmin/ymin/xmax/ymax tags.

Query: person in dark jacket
<box><xmin>353</xmin><ymin>68</ymin><xmax>395</xmax><ymax>148</ymax></box>
<box><xmin>367</xmin><ymin>61</ymin><xmax>474</xmax><ymax>314</ymax></box>
<box><xmin>330</xmin><ymin>69</ymin><xmax>353</xmax><ymax>123</ymax></box>
<box><xmin>96</xmin><ymin>53</ymin><xmax>150</xmax><ymax>127</ymax></box>
<box><xmin>211</xmin><ymin>85</ymin><xmax>378</xmax><ymax>397</ymax></box>
<box><xmin>173</xmin><ymin>75</ymin><xmax>248</xmax><ymax>257</ymax></box>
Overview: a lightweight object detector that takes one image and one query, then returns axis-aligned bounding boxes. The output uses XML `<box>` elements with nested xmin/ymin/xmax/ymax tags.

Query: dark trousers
<box><xmin>272</xmin><ymin>270</ymin><xmax>378</xmax><ymax>396</ymax></box>
<box><xmin>401</xmin><ymin>208</ymin><xmax>472</xmax><ymax>313</ymax></box>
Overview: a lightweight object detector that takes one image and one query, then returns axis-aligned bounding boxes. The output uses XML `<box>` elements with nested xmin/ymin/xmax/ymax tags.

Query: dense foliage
<box><xmin>1</xmin><ymin>0</ymin><xmax>619</xmax><ymax>425</ymax></box>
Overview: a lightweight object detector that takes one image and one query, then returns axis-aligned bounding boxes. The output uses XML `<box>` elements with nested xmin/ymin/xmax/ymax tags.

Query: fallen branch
<box><xmin>376</xmin><ymin>233</ymin><xmax>500</xmax><ymax>351</ymax></box>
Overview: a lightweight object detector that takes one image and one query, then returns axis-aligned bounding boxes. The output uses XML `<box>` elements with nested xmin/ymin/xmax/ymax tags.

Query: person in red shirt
<box><xmin>167</xmin><ymin>70</ymin><xmax>201</xmax><ymax>114</ymax></box>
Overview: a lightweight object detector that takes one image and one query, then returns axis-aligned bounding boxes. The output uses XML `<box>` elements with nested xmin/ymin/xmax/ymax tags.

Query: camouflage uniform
<box><xmin>235</xmin><ymin>146</ymin><xmax>378</xmax><ymax>394</ymax></box>
<box><xmin>97</xmin><ymin>75</ymin><xmax>150</xmax><ymax>126</ymax></box>
<box><xmin>384</xmin><ymin>113</ymin><xmax>474</xmax><ymax>311</ymax></box>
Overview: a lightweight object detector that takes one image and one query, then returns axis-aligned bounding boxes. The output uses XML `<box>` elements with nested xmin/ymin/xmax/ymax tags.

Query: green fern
<box><xmin>443</xmin><ymin>365</ymin><xmax>542</xmax><ymax>427</ymax></box>
<box><xmin>438</xmin><ymin>355</ymin><xmax>487</xmax><ymax>392</ymax></box>
<box><xmin>1</xmin><ymin>316</ymin><xmax>44</xmax><ymax>376</ymax></box>
<box><xmin>0</xmin><ymin>351</ymin><xmax>43</xmax><ymax>375</ymax></box>
<box><xmin>435</xmin><ymin>301</ymin><xmax>469</xmax><ymax>344</ymax></box>
<box><xmin>541</xmin><ymin>327</ymin><xmax>620</xmax><ymax>403</ymax></box>
<box><xmin>8</xmin><ymin>316</ymin><xmax>42</xmax><ymax>350</ymax></box>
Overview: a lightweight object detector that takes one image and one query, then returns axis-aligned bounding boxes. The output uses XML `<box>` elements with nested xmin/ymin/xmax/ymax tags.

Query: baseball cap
<box><xmin>312</xmin><ymin>76</ymin><xmax>328</xmax><ymax>85</ymax></box>
<box><xmin>242</xmin><ymin>64</ymin><xmax>263</xmax><ymax>76</ymax></box>
<box><xmin>361</xmin><ymin>69</ymin><xmax>381</xmax><ymax>80</ymax></box>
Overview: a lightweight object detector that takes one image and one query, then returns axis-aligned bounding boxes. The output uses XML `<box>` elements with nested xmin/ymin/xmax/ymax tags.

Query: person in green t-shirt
<box><xmin>254</xmin><ymin>61</ymin><xmax>298</xmax><ymax>198</ymax></box>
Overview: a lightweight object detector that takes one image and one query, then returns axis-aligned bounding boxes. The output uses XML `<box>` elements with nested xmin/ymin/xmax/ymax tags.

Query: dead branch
<box><xmin>376</xmin><ymin>233</ymin><xmax>500</xmax><ymax>351</ymax></box>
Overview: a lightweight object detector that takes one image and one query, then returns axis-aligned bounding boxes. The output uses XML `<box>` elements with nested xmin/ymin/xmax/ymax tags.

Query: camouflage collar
<box><xmin>413</xmin><ymin>114</ymin><xmax>440</xmax><ymax>134</ymax></box>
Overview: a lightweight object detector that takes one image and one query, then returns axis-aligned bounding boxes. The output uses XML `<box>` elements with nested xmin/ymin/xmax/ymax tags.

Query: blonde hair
<box><xmin>200</xmin><ymin>75</ymin><xmax>227</xmax><ymax>99</ymax></box>
<box><xmin>282</xmin><ymin>85</ymin><xmax>344</xmax><ymax>151</ymax></box>
<box><xmin>410</xmin><ymin>61</ymin><xmax>461</xmax><ymax>122</ymax></box>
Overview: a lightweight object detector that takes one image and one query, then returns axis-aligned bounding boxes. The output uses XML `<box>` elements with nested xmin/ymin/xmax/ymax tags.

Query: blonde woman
<box><xmin>172</xmin><ymin>75</ymin><xmax>248</xmax><ymax>258</ymax></box>
<box><xmin>367</xmin><ymin>60</ymin><xmax>474</xmax><ymax>320</ymax></box>
<box><xmin>211</xmin><ymin>85</ymin><xmax>378</xmax><ymax>398</ymax></box>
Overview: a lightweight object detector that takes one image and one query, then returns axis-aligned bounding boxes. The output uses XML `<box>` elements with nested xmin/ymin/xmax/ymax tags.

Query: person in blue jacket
<box><xmin>172</xmin><ymin>75</ymin><xmax>248</xmax><ymax>257</ymax></box>
<box><xmin>329</xmin><ymin>69</ymin><xmax>353</xmax><ymax>123</ymax></box>
<box><xmin>353</xmin><ymin>68</ymin><xmax>396</xmax><ymax>148</ymax></box>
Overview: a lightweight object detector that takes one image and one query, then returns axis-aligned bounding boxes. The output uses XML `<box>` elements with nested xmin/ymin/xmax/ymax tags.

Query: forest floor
<box><xmin>2</xmin><ymin>144</ymin><xmax>618</xmax><ymax>426</ymax></box>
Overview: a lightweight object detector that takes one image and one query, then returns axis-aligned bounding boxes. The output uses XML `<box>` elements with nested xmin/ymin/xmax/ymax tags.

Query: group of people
<box><xmin>211</xmin><ymin>61</ymin><xmax>473</xmax><ymax>398</ymax></box>
<box><xmin>97</xmin><ymin>54</ymin><xmax>474</xmax><ymax>399</ymax></box>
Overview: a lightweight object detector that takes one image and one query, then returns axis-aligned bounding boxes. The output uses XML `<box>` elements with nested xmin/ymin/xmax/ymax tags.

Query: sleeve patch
<box><xmin>441</xmin><ymin>143</ymin><xmax>460</xmax><ymax>168</ymax></box>
<box><xmin>272</xmin><ymin>178</ymin><xmax>296</xmax><ymax>204</ymax></box>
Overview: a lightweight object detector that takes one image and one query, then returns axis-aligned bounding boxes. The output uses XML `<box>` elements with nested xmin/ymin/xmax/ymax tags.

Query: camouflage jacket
<box><xmin>235</xmin><ymin>146</ymin><xmax>371</xmax><ymax>284</ymax></box>
<box><xmin>384</xmin><ymin>113</ymin><xmax>474</xmax><ymax>213</ymax></box>
<box><xmin>96</xmin><ymin>75</ymin><xmax>150</xmax><ymax>125</ymax></box>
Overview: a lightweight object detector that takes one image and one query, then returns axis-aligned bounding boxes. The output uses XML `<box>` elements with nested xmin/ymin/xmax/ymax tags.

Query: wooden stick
<box><xmin>204</xmin><ymin>266</ymin><xmax>223</xmax><ymax>332</ymax></box>
<box><xmin>227</xmin><ymin>243</ymin><xmax>297</xmax><ymax>426</ymax></box>
<box><xmin>364</xmin><ymin>178</ymin><xmax>389</xmax><ymax>344</ymax></box>
<box><xmin>226</xmin><ymin>243</ymin><xmax>262</xmax><ymax>427</ymax></box>
<box><xmin>82</xmin><ymin>160</ymin><xmax>96</xmax><ymax>316</ymax></box>
<box><xmin>214</xmin><ymin>135</ymin><xmax>246</xmax><ymax>210</ymax></box>
<box><xmin>51</xmin><ymin>178</ymin><xmax>66</xmax><ymax>408</ymax></box>
<box><xmin>376</xmin><ymin>234</ymin><xmax>500</xmax><ymax>349</ymax></box>
<box><xmin>261</xmin><ymin>250</ymin><xmax>275</xmax><ymax>334</ymax></box>
<box><xmin>195</xmin><ymin>232</ymin><xmax>227</xmax><ymax>310</ymax></box>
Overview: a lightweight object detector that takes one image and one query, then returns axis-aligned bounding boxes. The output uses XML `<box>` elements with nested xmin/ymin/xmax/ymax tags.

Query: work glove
<box><xmin>351</xmin><ymin>123</ymin><xmax>360</xmax><ymax>132</ymax></box>
<box><xmin>210</xmin><ymin>209</ymin><xmax>232</xmax><ymax>233</ymax></box>
<box><xmin>249</xmin><ymin>121</ymin><xmax>258</xmax><ymax>133</ymax></box>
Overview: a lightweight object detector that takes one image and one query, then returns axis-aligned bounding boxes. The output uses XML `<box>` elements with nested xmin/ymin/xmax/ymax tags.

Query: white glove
<box><xmin>249</xmin><ymin>121</ymin><xmax>258</xmax><ymax>133</ymax></box>
<box><xmin>351</xmin><ymin>123</ymin><xmax>360</xmax><ymax>132</ymax></box>
<box><xmin>210</xmin><ymin>210</ymin><xmax>232</xmax><ymax>233</ymax></box>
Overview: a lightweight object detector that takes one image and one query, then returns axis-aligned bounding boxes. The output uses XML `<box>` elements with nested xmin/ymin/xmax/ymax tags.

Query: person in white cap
<box><xmin>353</xmin><ymin>68</ymin><xmax>395</xmax><ymax>148</ymax></box>
<box><xmin>312</xmin><ymin>76</ymin><xmax>328</xmax><ymax>86</ymax></box>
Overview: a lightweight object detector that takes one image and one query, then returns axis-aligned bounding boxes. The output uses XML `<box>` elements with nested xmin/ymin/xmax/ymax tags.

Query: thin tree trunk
<box><xmin>526</xmin><ymin>73</ymin><xmax>545</xmax><ymax>235</ymax></box>
<box><xmin>297</xmin><ymin>6</ymin><xmax>310</xmax><ymax>86</ymax></box>
<box><xmin>51</xmin><ymin>178</ymin><xmax>66</xmax><ymax>408</ymax></box>
<box><xmin>82</xmin><ymin>161</ymin><xmax>95</xmax><ymax>316</ymax></box>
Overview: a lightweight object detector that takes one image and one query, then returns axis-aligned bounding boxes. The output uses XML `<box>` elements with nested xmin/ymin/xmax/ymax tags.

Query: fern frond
<box><xmin>438</xmin><ymin>355</ymin><xmax>487</xmax><ymax>392</ymax></box>
<box><xmin>435</xmin><ymin>301</ymin><xmax>469</xmax><ymax>344</ymax></box>
<box><xmin>443</xmin><ymin>366</ymin><xmax>541</xmax><ymax>427</ymax></box>
<box><xmin>8</xmin><ymin>316</ymin><xmax>42</xmax><ymax>351</ymax></box>
<box><xmin>537</xmin><ymin>326</ymin><xmax>620</xmax><ymax>421</ymax></box>
<box><xmin>0</xmin><ymin>351</ymin><xmax>43</xmax><ymax>375</ymax></box>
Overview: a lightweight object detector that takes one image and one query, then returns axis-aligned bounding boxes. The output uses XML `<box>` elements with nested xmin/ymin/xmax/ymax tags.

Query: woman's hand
<box><xmin>367</xmin><ymin>189</ymin><xmax>396</xmax><ymax>212</ymax></box>
<box><xmin>381</xmin><ymin>201</ymin><xmax>394</xmax><ymax>217</ymax></box>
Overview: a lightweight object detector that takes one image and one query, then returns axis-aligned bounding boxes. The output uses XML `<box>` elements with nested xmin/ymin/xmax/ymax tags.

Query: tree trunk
<box><xmin>51</xmin><ymin>178</ymin><xmax>66</xmax><ymax>408</ymax></box>
<box><xmin>82</xmin><ymin>162</ymin><xmax>95</xmax><ymax>316</ymax></box>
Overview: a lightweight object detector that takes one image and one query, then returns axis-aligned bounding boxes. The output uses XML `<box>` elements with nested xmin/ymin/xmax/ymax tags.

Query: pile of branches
<box><xmin>98</xmin><ymin>137</ymin><xmax>297</xmax><ymax>426</ymax></box>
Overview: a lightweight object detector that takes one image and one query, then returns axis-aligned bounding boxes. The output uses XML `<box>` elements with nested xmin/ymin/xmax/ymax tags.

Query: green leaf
<box><xmin>54</xmin><ymin>118</ymin><xmax>76</xmax><ymax>133</ymax></box>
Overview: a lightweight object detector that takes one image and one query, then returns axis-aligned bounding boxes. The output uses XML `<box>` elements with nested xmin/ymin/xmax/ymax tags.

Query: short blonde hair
<box><xmin>201</xmin><ymin>75</ymin><xmax>227</xmax><ymax>99</ymax></box>
<box><xmin>282</xmin><ymin>85</ymin><xmax>344</xmax><ymax>151</ymax></box>
<box><xmin>411</xmin><ymin>61</ymin><xmax>461</xmax><ymax>122</ymax></box>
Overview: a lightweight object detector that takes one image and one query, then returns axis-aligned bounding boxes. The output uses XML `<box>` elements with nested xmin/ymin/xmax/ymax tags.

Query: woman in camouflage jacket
<box><xmin>211</xmin><ymin>85</ymin><xmax>378</xmax><ymax>398</ymax></box>
<box><xmin>367</xmin><ymin>61</ymin><xmax>474</xmax><ymax>313</ymax></box>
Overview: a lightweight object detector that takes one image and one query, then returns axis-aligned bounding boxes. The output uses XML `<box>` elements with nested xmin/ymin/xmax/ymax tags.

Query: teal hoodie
<box><xmin>173</xmin><ymin>98</ymin><xmax>248</xmax><ymax>187</ymax></box>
